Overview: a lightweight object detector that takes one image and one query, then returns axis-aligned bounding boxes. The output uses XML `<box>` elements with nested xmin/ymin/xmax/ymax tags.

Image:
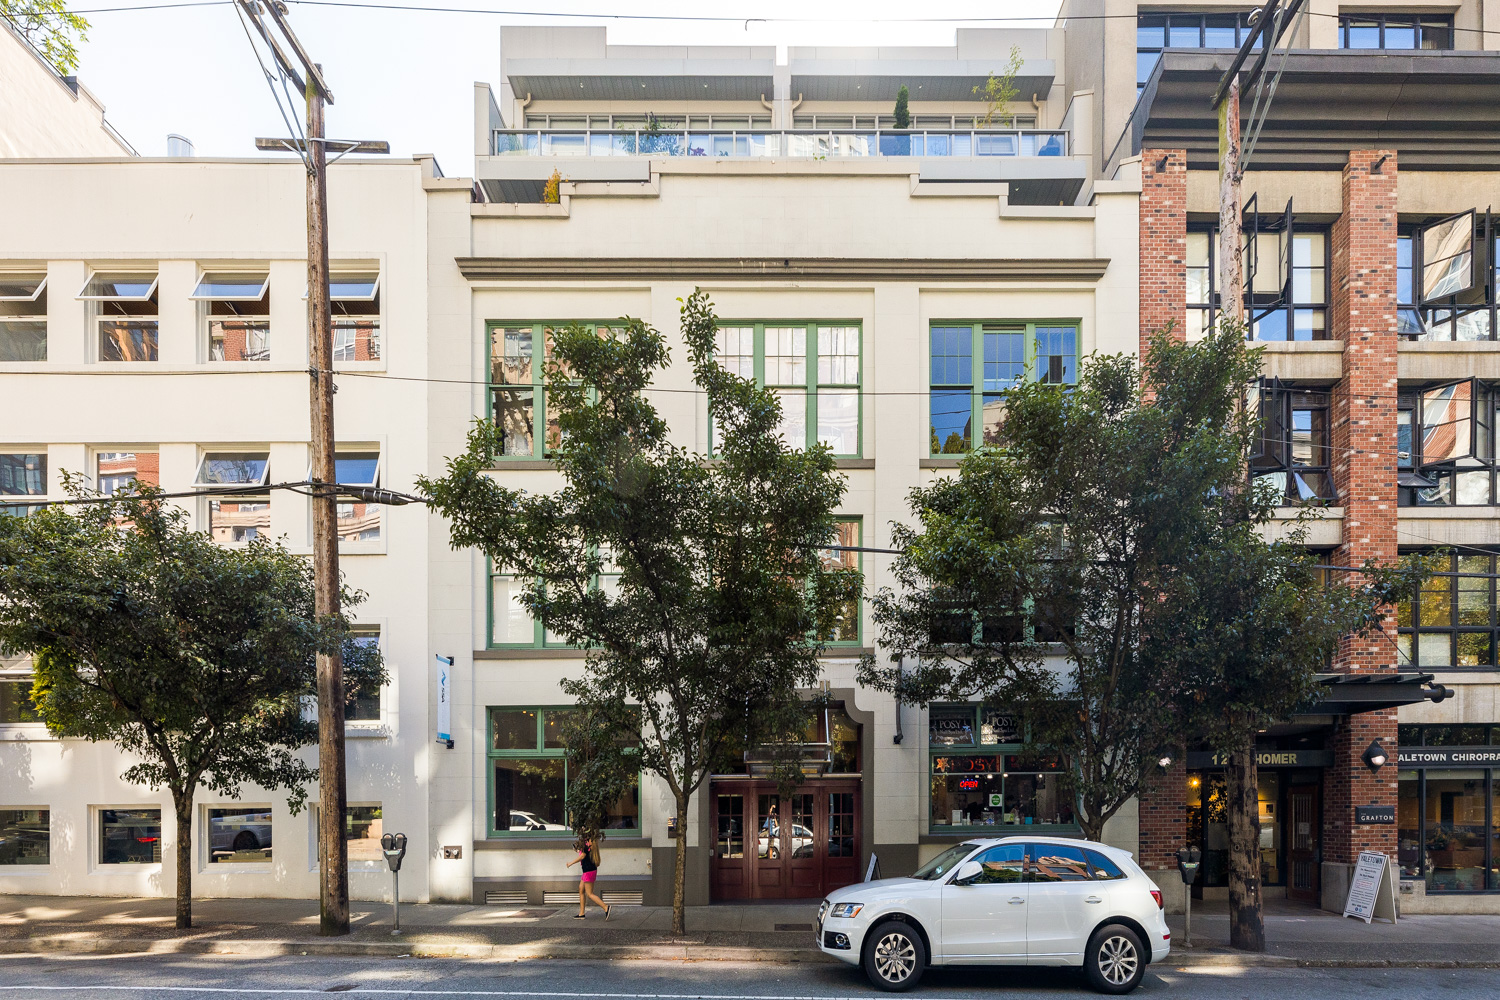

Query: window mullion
<box><xmin>532</xmin><ymin>324</ymin><xmax>545</xmax><ymax>458</ymax></box>
<box><xmin>806</xmin><ymin>322</ymin><xmax>818</xmax><ymax>450</ymax></box>
<box><xmin>972</xmin><ymin>322</ymin><xmax>983</xmax><ymax>446</ymax></box>
<box><xmin>1025</xmin><ymin>322</ymin><xmax>1038</xmax><ymax>383</ymax></box>
<box><xmin>754</xmin><ymin>322</ymin><xmax>766</xmax><ymax>386</ymax></box>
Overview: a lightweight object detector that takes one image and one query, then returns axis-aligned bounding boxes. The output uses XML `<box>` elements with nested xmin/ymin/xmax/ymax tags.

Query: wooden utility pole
<box><xmin>1217</xmin><ymin>76</ymin><xmax>1243</xmax><ymax>327</ymax></box>
<box><xmin>304</xmin><ymin>71</ymin><xmax>350</xmax><ymax>938</ymax></box>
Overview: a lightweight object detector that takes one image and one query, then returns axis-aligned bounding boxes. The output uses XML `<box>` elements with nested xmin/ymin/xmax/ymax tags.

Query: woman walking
<box><xmin>567</xmin><ymin>834</ymin><xmax>609</xmax><ymax>919</ymax></box>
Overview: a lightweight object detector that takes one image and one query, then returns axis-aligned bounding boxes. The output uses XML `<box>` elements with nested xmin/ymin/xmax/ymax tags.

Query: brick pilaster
<box><xmin>1325</xmin><ymin>149</ymin><xmax>1400</xmax><ymax>866</ymax></box>
<box><xmin>1137</xmin><ymin>755</ymin><xmax>1186</xmax><ymax>873</ymax></box>
<box><xmin>1139</xmin><ymin>149</ymin><xmax>1187</xmax><ymax>355</ymax></box>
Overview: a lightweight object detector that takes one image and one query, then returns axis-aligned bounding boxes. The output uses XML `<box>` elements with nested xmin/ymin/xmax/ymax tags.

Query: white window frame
<box><xmin>76</xmin><ymin>272</ymin><xmax>159</xmax><ymax>301</ymax></box>
<box><xmin>189</xmin><ymin>272</ymin><xmax>270</xmax><ymax>302</ymax></box>
<box><xmin>201</xmin><ymin>803</ymin><xmax>275</xmax><ymax>871</ymax></box>
<box><xmin>93</xmin><ymin>804</ymin><xmax>165</xmax><ymax>869</ymax></box>
<box><xmin>0</xmin><ymin>274</ymin><xmax>47</xmax><ymax>302</ymax></box>
<box><xmin>193</xmin><ymin>452</ymin><xmax>271</xmax><ymax>489</ymax></box>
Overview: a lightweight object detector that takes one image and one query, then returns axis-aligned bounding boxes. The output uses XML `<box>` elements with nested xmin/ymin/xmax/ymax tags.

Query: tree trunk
<box><xmin>671</xmin><ymin>791</ymin><xmax>688</xmax><ymax>937</ymax></box>
<box><xmin>173</xmin><ymin>793</ymin><xmax>193</xmax><ymax>929</ymax></box>
<box><xmin>1225</xmin><ymin>733</ymin><xmax>1264</xmax><ymax>951</ymax></box>
<box><xmin>1078</xmin><ymin>799</ymin><xmax>1105</xmax><ymax>843</ymax></box>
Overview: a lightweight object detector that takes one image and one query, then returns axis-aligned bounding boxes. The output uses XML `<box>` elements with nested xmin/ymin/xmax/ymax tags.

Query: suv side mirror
<box><xmin>952</xmin><ymin>860</ymin><xmax>982</xmax><ymax>885</ymax></box>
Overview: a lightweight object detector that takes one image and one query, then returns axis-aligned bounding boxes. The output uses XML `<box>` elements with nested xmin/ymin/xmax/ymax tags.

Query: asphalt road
<box><xmin>1</xmin><ymin>954</ymin><xmax>1498</xmax><ymax>999</ymax></box>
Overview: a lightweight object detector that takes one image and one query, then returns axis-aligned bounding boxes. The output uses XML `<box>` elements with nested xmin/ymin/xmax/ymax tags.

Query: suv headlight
<box><xmin>829</xmin><ymin>902</ymin><xmax>864</xmax><ymax>919</ymax></box>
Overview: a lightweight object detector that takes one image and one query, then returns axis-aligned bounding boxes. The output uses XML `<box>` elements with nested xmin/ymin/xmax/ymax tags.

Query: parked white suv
<box><xmin>816</xmin><ymin>837</ymin><xmax>1170</xmax><ymax>993</ymax></box>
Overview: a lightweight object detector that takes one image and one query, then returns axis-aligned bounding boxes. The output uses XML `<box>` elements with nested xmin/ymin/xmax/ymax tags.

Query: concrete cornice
<box><xmin>457</xmin><ymin>257</ymin><xmax>1110</xmax><ymax>282</ymax></box>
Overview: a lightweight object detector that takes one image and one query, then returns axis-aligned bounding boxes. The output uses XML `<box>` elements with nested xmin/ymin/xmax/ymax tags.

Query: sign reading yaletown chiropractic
<box><xmin>1397</xmin><ymin>746</ymin><xmax>1500</xmax><ymax>767</ymax></box>
<box><xmin>1185</xmin><ymin>749</ymin><xmax>1333</xmax><ymax>769</ymax></box>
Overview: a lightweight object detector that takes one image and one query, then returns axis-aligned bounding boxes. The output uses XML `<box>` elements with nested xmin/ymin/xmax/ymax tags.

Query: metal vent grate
<box><xmin>542</xmin><ymin>890</ymin><xmax>644</xmax><ymax>905</ymax></box>
<box><xmin>485</xmin><ymin>891</ymin><xmax>528</xmax><ymax>906</ymax></box>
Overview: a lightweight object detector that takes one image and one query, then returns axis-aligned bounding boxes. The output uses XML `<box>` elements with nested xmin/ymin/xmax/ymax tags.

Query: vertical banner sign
<box><xmin>1342</xmin><ymin>850</ymin><xmax>1398</xmax><ymax>924</ymax></box>
<box><xmin>435</xmin><ymin>655</ymin><xmax>452</xmax><ymax>745</ymax></box>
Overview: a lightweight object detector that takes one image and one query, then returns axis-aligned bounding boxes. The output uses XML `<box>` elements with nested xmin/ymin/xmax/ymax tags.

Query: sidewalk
<box><xmin>1</xmin><ymin>894</ymin><xmax>1497</xmax><ymax>967</ymax></box>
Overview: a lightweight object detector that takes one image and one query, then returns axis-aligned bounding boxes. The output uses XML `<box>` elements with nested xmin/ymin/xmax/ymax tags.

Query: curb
<box><xmin>0</xmin><ymin>936</ymin><xmax>839</xmax><ymax>964</ymax></box>
<box><xmin>5</xmin><ymin>937</ymin><xmax>1498</xmax><ymax>969</ymax></box>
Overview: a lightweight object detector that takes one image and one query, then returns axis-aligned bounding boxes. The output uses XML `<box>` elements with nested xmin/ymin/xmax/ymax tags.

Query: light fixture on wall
<box><xmin>1362</xmin><ymin>739</ymin><xmax>1388</xmax><ymax>773</ymax></box>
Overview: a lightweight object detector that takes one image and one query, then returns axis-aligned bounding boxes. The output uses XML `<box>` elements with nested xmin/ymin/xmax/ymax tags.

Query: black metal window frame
<box><xmin>1397</xmin><ymin>379</ymin><xmax>1497</xmax><ymax>507</ymax></box>
<box><xmin>1396</xmin><ymin>768</ymin><xmax>1496</xmax><ymax>892</ymax></box>
<box><xmin>1396</xmin><ymin>552</ymin><xmax>1500</xmax><ymax>670</ymax></box>
<box><xmin>1249</xmin><ymin>379</ymin><xmax>1335</xmax><ymax>503</ymax></box>
<box><xmin>1398</xmin><ymin>213</ymin><xmax>1498</xmax><ymax>342</ymax></box>
<box><xmin>1400</xmin><ymin>724</ymin><xmax>1500</xmax><ymax>747</ymax></box>
<box><xmin>1338</xmin><ymin>14</ymin><xmax>1453</xmax><ymax>50</ymax></box>
<box><xmin>1187</xmin><ymin>214</ymin><xmax>1331</xmax><ymax>341</ymax></box>
<box><xmin>1136</xmin><ymin>11</ymin><xmax>1261</xmax><ymax>93</ymax></box>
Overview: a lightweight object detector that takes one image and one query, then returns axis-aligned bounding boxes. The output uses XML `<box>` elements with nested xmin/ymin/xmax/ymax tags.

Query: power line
<box><xmin>32</xmin><ymin>1</ymin><xmax>1500</xmax><ymax>41</ymax></box>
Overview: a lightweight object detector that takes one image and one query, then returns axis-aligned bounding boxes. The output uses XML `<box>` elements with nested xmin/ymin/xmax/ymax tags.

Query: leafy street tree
<box><xmin>862</xmin><ymin>324</ymin><xmax>1262</xmax><ymax>842</ymax></box>
<box><xmin>862</xmin><ymin>319</ymin><xmax>1426</xmax><ymax>950</ymax></box>
<box><xmin>1159</xmin><ymin>460</ymin><xmax>1426</xmax><ymax>951</ymax></box>
<box><xmin>2</xmin><ymin>0</ymin><xmax>90</xmax><ymax>75</ymax></box>
<box><xmin>0</xmin><ymin>483</ymin><xmax>384</xmax><ymax>929</ymax></box>
<box><xmin>421</xmin><ymin>292</ymin><xmax>860</xmax><ymax>935</ymax></box>
<box><xmin>974</xmin><ymin>44</ymin><xmax>1024</xmax><ymax>128</ymax></box>
<box><xmin>893</xmin><ymin>84</ymin><xmax>911</xmax><ymax>129</ymax></box>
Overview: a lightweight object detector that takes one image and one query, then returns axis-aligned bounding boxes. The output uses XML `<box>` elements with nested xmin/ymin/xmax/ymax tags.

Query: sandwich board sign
<box><xmin>1342</xmin><ymin>850</ymin><xmax>1397</xmax><ymax>924</ymax></box>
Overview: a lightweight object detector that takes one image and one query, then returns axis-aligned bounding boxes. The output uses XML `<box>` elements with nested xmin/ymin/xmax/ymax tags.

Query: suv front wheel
<box><xmin>861</xmin><ymin>920</ymin><xmax>926</xmax><ymax>992</ymax></box>
<box><xmin>1083</xmin><ymin>923</ymin><xmax>1146</xmax><ymax>994</ymax></box>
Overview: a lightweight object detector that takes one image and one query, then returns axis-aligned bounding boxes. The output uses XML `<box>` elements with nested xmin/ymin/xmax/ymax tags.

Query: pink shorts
<box><xmin>581</xmin><ymin>871</ymin><xmax>597</xmax><ymax>883</ymax></box>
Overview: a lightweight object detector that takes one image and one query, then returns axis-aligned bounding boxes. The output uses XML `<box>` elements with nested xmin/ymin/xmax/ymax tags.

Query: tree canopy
<box><xmin>3</xmin><ymin>0</ymin><xmax>90</xmax><ymax>75</ymax></box>
<box><xmin>421</xmin><ymin>291</ymin><xmax>859</xmax><ymax>934</ymax></box>
<box><xmin>0</xmin><ymin>482</ymin><xmax>383</xmax><ymax>928</ymax></box>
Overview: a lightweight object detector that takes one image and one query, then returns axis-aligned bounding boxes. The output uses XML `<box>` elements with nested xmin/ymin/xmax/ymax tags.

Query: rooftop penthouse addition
<box><xmin>475</xmin><ymin>26</ymin><xmax>1092</xmax><ymax>206</ymax></box>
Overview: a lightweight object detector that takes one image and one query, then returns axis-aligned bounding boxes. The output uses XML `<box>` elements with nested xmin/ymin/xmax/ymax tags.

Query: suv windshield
<box><xmin>911</xmin><ymin>842</ymin><xmax>979</xmax><ymax>880</ymax></box>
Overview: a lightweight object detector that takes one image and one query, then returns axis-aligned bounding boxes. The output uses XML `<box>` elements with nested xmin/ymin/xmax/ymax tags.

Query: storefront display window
<box><xmin>1186</xmin><ymin>769</ymin><xmax>1290</xmax><ymax>887</ymax></box>
<box><xmin>1395</xmin><ymin>729</ymin><xmax>1499</xmax><ymax>894</ymax></box>
<box><xmin>100</xmin><ymin>809</ymin><xmax>161</xmax><ymax>864</ymax></box>
<box><xmin>928</xmin><ymin>706</ymin><xmax>1075</xmax><ymax>833</ymax></box>
<box><xmin>487</xmin><ymin>706</ymin><xmax>639</xmax><ymax>836</ymax></box>
<box><xmin>1424</xmin><ymin>770</ymin><xmax>1488</xmax><ymax>893</ymax></box>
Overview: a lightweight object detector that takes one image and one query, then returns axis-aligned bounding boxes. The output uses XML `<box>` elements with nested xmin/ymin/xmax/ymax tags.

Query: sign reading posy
<box><xmin>436</xmin><ymin>655</ymin><xmax>452</xmax><ymax>746</ymax></box>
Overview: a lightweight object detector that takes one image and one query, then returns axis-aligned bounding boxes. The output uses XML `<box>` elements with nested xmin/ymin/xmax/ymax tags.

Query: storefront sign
<box><xmin>1185</xmin><ymin>749</ymin><xmax>1333</xmax><ymax>769</ymax></box>
<box><xmin>1396</xmin><ymin>746</ymin><xmax>1500</xmax><ymax>767</ymax></box>
<box><xmin>1342</xmin><ymin>850</ymin><xmax>1397</xmax><ymax>925</ymax></box>
<box><xmin>932</xmin><ymin>755</ymin><xmax>1003</xmax><ymax>774</ymax></box>
<box><xmin>1354</xmin><ymin>805</ymin><xmax>1395</xmax><ymax>825</ymax></box>
<box><xmin>982</xmin><ymin>709</ymin><xmax>1021</xmax><ymax>744</ymax></box>
<box><xmin>1004</xmin><ymin>753</ymin><xmax>1065</xmax><ymax>773</ymax></box>
<box><xmin>929</xmin><ymin>710</ymin><xmax>975</xmax><ymax>746</ymax></box>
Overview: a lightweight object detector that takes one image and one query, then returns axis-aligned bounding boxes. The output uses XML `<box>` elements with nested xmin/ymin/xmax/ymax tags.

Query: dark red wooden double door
<box><xmin>709</xmin><ymin>780</ymin><xmax>860</xmax><ymax>900</ymax></box>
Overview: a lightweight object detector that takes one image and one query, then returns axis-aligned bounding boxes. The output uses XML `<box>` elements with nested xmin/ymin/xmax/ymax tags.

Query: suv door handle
<box><xmin>1085</xmin><ymin>896</ymin><xmax>1103</xmax><ymax>904</ymax></box>
<box><xmin>1009</xmin><ymin>897</ymin><xmax>1025</xmax><ymax>904</ymax></box>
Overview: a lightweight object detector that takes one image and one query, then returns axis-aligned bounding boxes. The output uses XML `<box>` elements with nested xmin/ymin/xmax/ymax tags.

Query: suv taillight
<box><xmin>1150</xmin><ymin>889</ymin><xmax>1163</xmax><ymax>909</ymax></box>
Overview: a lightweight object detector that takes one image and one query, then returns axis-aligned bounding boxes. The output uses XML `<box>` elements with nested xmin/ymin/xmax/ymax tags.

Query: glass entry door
<box><xmin>1288</xmin><ymin>784</ymin><xmax>1320</xmax><ymax>902</ymax></box>
<box><xmin>709</xmin><ymin>780</ymin><xmax>860</xmax><ymax>900</ymax></box>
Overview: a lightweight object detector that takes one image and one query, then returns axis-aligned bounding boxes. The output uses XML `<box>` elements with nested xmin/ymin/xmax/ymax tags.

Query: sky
<box><xmin>71</xmin><ymin>0</ymin><xmax>1063</xmax><ymax>176</ymax></box>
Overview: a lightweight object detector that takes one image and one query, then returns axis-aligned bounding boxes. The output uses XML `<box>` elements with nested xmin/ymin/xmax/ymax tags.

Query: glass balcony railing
<box><xmin>491</xmin><ymin>129</ymin><xmax>1068</xmax><ymax>159</ymax></box>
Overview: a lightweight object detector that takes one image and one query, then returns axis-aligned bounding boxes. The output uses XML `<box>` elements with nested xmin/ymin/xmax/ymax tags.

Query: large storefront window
<box><xmin>927</xmin><ymin>704</ymin><xmax>1076</xmax><ymax>833</ymax></box>
<box><xmin>1396</xmin><ymin>724</ymin><xmax>1499</xmax><ymax>891</ymax></box>
<box><xmin>487</xmin><ymin>707</ymin><xmax>640</xmax><ymax>836</ymax></box>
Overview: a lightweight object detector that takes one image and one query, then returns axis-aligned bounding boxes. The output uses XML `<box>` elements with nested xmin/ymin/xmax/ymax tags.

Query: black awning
<box><xmin>1125</xmin><ymin>50</ymin><xmax>1500</xmax><ymax>172</ymax></box>
<box><xmin>1301</xmin><ymin>672</ymin><xmax>1452</xmax><ymax>716</ymax></box>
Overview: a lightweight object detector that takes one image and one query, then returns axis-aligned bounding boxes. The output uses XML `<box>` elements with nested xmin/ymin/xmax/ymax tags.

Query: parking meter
<box><xmin>381</xmin><ymin>832</ymin><xmax>408</xmax><ymax>933</ymax></box>
<box><xmin>1176</xmin><ymin>846</ymin><xmax>1201</xmax><ymax>884</ymax></box>
<box><xmin>1176</xmin><ymin>846</ymin><xmax>1201</xmax><ymax>948</ymax></box>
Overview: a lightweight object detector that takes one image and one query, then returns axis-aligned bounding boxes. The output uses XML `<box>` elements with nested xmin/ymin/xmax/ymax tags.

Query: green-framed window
<box><xmin>929</xmin><ymin>321</ymin><xmax>1078</xmax><ymax>455</ymax></box>
<box><xmin>711</xmin><ymin>321</ymin><xmax>862</xmax><ymax>456</ymax></box>
<box><xmin>488</xmin><ymin>551</ymin><xmax>621</xmax><ymax>648</ymax></box>
<box><xmin>486</xmin><ymin>707</ymin><xmax>640</xmax><ymax>837</ymax></box>
<box><xmin>820</xmin><ymin>518</ymin><xmax>863</xmax><ymax>645</ymax></box>
<box><xmin>489</xmin><ymin>322</ymin><xmax>622</xmax><ymax>459</ymax></box>
<box><xmin>926</xmin><ymin>703</ymin><xmax>1079</xmax><ymax>834</ymax></box>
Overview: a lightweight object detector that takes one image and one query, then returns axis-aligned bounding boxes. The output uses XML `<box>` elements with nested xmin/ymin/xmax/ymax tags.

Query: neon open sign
<box><xmin>959</xmin><ymin>778</ymin><xmax>980</xmax><ymax>791</ymax></box>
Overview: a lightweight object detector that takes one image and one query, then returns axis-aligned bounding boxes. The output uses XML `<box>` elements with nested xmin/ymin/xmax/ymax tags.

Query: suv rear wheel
<box><xmin>1083</xmin><ymin>923</ymin><xmax>1145</xmax><ymax>994</ymax></box>
<box><xmin>861</xmin><ymin>920</ymin><xmax>926</xmax><ymax>992</ymax></box>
